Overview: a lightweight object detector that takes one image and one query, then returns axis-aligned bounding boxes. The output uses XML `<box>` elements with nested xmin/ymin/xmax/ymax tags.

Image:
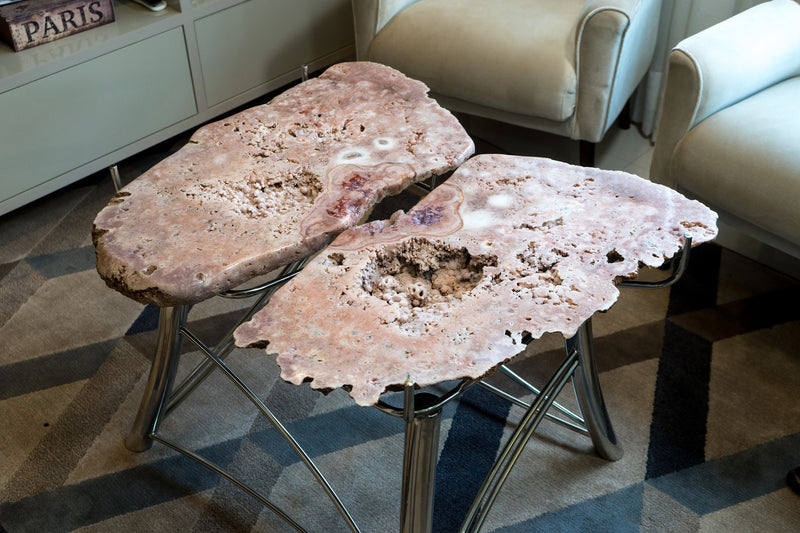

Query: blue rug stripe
<box><xmin>0</xmin><ymin>403</ymin><xmax>409</xmax><ymax>531</ymax></box>
<box><xmin>0</xmin><ymin>439</ymin><xmax>241</xmax><ymax>532</ymax></box>
<box><xmin>646</xmin><ymin>320</ymin><xmax>712</xmax><ymax>478</ymax></box>
<box><xmin>125</xmin><ymin>304</ymin><xmax>161</xmax><ymax>336</ymax></box>
<box><xmin>666</xmin><ymin>243</ymin><xmax>721</xmax><ymax>316</ymax></box>
<box><xmin>648</xmin><ymin>432</ymin><xmax>800</xmax><ymax>515</ymax></box>
<box><xmin>249</xmin><ymin>400</ymin><xmax>406</xmax><ymax>466</ymax></box>
<box><xmin>0</xmin><ymin>340</ymin><xmax>117</xmax><ymax>401</ymax></box>
<box><xmin>647</xmin><ymin>243</ymin><xmax>718</xmax><ymax>478</ymax></box>
<box><xmin>494</xmin><ymin>483</ymin><xmax>644</xmax><ymax>533</ymax></box>
<box><xmin>433</xmin><ymin>386</ymin><xmax>512</xmax><ymax>533</ymax></box>
<box><xmin>25</xmin><ymin>246</ymin><xmax>97</xmax><ymax>279</ymax></box>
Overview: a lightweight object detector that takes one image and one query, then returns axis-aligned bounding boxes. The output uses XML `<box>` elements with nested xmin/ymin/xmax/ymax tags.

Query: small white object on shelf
<box><xmin>131</xmin><ymin>0</ymin><xmax>166</xmax><ymax>12</ymax></box>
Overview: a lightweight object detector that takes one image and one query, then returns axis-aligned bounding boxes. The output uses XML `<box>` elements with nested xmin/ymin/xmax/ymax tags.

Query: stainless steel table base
<box><xmin>125</xmin><ymin>261</ymin><xmax>360</xmax><ymax>533</ymax></box>
<box><xmin>125</xmin><ymin>239</ymin><xmax>693</xmax><ymax>533</ymax></box>
<box><xmin>125</xmin><ymin>310</ymin><xmax>635</xmax><ymax>532</ymax></box>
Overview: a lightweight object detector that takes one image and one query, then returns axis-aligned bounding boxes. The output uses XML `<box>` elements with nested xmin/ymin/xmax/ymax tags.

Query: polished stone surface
<box><xmin>92</xmin><ymin>62</ymin><xmax>474</xmax><ymax>306</ymax></box>
<box><xmin>234</xmin><ymin>155</ymin><xmax>718</xmax><ymax>406</ymax></box>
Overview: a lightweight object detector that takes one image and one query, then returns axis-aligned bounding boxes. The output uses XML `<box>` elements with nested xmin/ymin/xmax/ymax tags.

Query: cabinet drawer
<box><xmin>195</xmin><ymin>0</ymin><xmax>353</xmax><ymax>107</ymax></box>
<box><xmin>0</xmin><ymin>27</ymin><xmax>196</xmax><ymax>203</ymax></box>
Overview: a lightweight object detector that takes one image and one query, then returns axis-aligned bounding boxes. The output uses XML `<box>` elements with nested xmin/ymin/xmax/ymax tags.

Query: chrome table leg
<box><xmin>400</xmin><ymin>388</ymin><xmax>443</xmax><ymax>533</ymax></box>
<box><xmin>567</xmin><ymin>318</ymin><xmax>623</xmax><ymax>461</ymax></box>
<box><xmin>109</xmin><ymin>164</ymin><xmax>122</xmax><ymax>192</ymax></box>
<box><xmin>125</xmin><ymin>305</ymin><xmax>188</xmax><ymax>452</ymax></box>
<box><xmin>376</xmin><ymin>380</ymin><xmax>474</xmax><ymax>533</ymax></box>
<box><xmin>461</xmin><ymin>346</ymin><xmax>580</xmax><ymax>532</ymax></box>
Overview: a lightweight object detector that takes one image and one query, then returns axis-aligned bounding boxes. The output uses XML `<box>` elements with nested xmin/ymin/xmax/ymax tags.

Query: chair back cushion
<box><xmin>369</xmin><ymin>0</ymin><xmax>584</xmax><ymax>122</ymax></box>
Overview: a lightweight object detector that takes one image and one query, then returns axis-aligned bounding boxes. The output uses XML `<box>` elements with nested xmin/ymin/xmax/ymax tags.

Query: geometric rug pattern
<box><xmin>2</xmin><ymin>138</ymin><xmax>799</xmax><ymax>532</ymax></box>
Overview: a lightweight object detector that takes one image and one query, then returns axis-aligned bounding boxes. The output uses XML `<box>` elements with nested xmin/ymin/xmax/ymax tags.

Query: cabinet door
<box><xmin>0</xmin><ymin>28</ymin><xmax>196</xmax><ymax>204</ymax></box>
<box><xmin>195</xmin><ymin>0</ymin><xmax>353</xmax><ymax>107</ymax></box>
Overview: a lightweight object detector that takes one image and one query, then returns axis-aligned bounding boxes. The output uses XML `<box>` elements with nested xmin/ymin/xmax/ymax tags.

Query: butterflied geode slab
<box><xmin>234</xmin><ymin>155</ymin><xmax>718</xmax><ymax>406</ymax></box>
<box><xmin>92</xmin><ymin>62</ymin><xmax>474</xmax><ymax>306</ymax></box>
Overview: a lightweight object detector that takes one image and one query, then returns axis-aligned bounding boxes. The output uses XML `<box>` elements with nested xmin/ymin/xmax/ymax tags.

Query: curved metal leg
<box><xmin>566</xmin><ymin>318</ymin><xmax>623</xmax><ymax>461</ymax></box>
<box><xmin>179</xmin><ymin>326</ymin><xmax>361</xmax><ymax>532</ymax></box>
<box><xmin>461</xmin><ymin>348</ymin><xmax>580</xmax><ymax>532</ymax></box>
<box><xmin>125</xmin><ymin>305</ymin><xmax>187</xmax><ymax>452</ymax></box>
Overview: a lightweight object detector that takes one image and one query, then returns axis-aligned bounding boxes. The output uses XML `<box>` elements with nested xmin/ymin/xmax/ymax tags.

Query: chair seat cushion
<box><xmin>369</xmin><ymin>0</ymin><xmax>583</xmax><ymax>122</ymax></box>
<box><xmin>672</xmin><ymin>76</ymin><xmax>800</xmax><ymax>247</ymax></box>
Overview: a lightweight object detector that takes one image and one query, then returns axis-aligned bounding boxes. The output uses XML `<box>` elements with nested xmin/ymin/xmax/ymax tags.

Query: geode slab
<box><xmin>234</xmin><ymin>155</ymin><xmax>718</xmax><ymax>406</ymax></box>
<box><xmin>92</xmin><ymin>62</ymin><xmax>474</xmax><ymax>306</ymax></box>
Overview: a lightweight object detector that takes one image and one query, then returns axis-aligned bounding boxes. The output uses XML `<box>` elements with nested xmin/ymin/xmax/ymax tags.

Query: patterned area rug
<box><xmin>1</xmin><ymin>136</ymin><xmax>799</xmax><ymax>532</ymax></box>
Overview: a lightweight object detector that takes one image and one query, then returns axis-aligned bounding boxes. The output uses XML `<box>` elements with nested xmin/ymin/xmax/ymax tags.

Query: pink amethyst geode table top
<box><xmin>92</xmin><ymin>62</ymin><xmax>474</xmax><ymax>306</ymax></box>
<box><xmin>233</xmin><ymin>155</ymin><xmax>718</xmax><ymax>406</ymax></box>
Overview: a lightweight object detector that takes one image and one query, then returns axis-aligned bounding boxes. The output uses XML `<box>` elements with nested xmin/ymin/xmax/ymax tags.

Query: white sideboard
<box><xmin>0</xmin><ymin>0</ymin><xmax>354</xmax><ymax>215</ymax></box>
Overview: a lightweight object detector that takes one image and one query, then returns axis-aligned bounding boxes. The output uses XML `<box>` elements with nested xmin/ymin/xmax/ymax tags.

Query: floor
<box><xmin>466</xmin><ymin>116</ymin><xmax>655</xmax><ymax>178</ymax></box>
<box><xmin>3</xmin><ymin>106</ymin><xmax>800</xmax><ymax>532</ymax></box>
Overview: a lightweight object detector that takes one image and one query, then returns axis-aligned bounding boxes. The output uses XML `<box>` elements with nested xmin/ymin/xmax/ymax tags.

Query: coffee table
<box><xmin>233</xmin><ymin>154</ymin><xmax>718</xmax><ymax>531</ymax></box>
<box><xmin>93</xmin><ymin>65</ymin><xmax>717</xmax><ymax>533</ymax></box>
<box><xmin>92</xmin><ymin>61</ymin><xmax>473</xmax><ymax>531</ymax></box>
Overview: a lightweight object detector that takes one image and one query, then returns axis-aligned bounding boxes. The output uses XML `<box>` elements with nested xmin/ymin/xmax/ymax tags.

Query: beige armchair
<box><xmin>650</xmin><ymin>0</ymin><xmax>800</xmax><ymax>268</ymax></box>
<box><xmin>351</xmin><ymin>0</ymin><xmax>663</xmax><ymax>166</ymax></box>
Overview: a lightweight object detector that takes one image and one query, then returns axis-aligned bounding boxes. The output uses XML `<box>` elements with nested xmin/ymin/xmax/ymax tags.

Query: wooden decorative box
<box><xmin>0</xmin><ymin>0</ymin><xmax>115</xmax><ymax>52</ymax></box>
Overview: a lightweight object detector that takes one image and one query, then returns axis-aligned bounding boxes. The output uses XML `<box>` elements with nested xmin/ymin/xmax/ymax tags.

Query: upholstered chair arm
<box><xmin>575</xmin><ymin>0</ymin><xmax>661</xmax><ymax>142</ymax></box>
<box><xmin>351</xmin><ymin>0</ymin><xmax>421</xmax><ymax>60</ymax></box>
<box><xmin>648</xmin><ymin>51</ymin><xmax>699</xmax><ymax>187</ymax></box>
<box><xmin>650</xmin><ymin>0</ymin><xmax>800</xmax><ymax>187</ymax></box>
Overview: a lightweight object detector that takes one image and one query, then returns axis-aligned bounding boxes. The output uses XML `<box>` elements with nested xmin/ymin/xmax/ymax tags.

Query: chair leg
<box><xmin>566</xmin><ymin>318</ymin><xmax>623</xmax><ymax>461</ymax></box>
<box><xmin>579</xmin><ymin>140</ymin><xmax>596</xmax><ymax>167</ymax></box>
<box><xmin>618</xmin><ymin>99</ymin><xmax>632</xmax><ymax>130</ymax></box>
